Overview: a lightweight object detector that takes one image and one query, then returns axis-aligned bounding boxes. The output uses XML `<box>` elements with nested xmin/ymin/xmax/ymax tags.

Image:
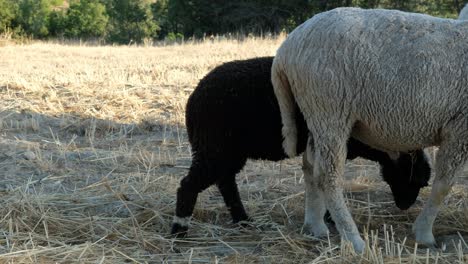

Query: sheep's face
<box><xmin>382</xmin><ymin>150</ymin><xmax>431</xmax><ymax>210</ymax></box>
<box><xmin>388</xmin><ymin>177</ymin><xmax>428</xmax><ymax>210</ymax></box>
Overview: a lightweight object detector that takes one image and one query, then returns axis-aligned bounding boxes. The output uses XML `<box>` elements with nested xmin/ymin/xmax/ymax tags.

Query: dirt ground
<box><xmin>0</xmin><ymin>39</ymin><xmax>466</xmax><ymax>263</ymax></box>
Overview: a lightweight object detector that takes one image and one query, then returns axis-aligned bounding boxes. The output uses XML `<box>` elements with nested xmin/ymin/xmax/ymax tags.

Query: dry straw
<box><xmin>0</xmin><ymin>36</ymin><xmax>466</xmax><ymax>263</ymax></box>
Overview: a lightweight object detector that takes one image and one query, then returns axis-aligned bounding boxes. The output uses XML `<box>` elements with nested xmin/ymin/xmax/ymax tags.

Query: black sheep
<box><xmin>171</xmin><ymin>57</ymin><xmax>431</xmax><ymax>236</ymax></box>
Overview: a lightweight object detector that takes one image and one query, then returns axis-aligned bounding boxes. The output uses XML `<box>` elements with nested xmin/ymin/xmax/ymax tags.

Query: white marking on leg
<box><xmin>303</xmin><ymin>186</ymin><xmax>328</xmax><ymax>237</ymax></box>
<box><xmin>413</xmin><ymin>180</ymin><xmax>451</xmax><ymax>246</ymax></box>
<box><xmin>323</xmin><ymin>186</ymin><xmax>365</xmax><ymax>253</ymax></box>
<box><xmin>173</xmin><ymin>216</ymin><xmax>191</xmax><ymax>227</ymax></box>
<box><xmin>302</xmin><ymin>141</ymin><xmax>328</xmax><ymax>236</ymax></box>
<box><xmin>413</xmin><ymin>140</ymin><xmax>466</xmax><ymax>248</ymax></box>
<box><xmin>315</xmin><ymin>135</ymin><xmax>365</xmax><ymax>253</ymax></box>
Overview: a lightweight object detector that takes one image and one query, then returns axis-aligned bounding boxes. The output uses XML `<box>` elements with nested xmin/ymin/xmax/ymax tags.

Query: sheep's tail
<box><xmin>272</xmin><ymin>56</ymin><xmax>297</xmax><ymax>158</ymax></box>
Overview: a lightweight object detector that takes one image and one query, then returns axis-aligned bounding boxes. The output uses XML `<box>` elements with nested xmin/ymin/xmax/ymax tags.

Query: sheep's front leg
<box><xmin>314</xmin><ymin>133</ymin><xmax>365</xmax><ymax>253</ymax></box>
<box><xmin>413</xmin><ymin>140</ymin><xmax>467</xmax><ymax>247</ymax></box>
<box><xmin>302</xmin><ymin>137</ymin><xmax>329</xmax><ymax>237</ymax></box>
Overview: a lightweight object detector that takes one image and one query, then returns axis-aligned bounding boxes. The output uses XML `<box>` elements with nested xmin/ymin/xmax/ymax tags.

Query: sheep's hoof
<box><xmin>237</xmin><ymin>220</ymin><xmax>255</xmax><ymax>230</ymax></box>
<box><xmin>340</xmin><ymin>233</ymin><xmax>365</xmax><ymax>254</ymax></box>
<box><xmin>415</xmin><ymin>236</ymin><xmax>438</xmax><ymax>250</ymax></box>
<box><xmin>171</xmin><ymin>223</ymin><xmax>188</xmax><ymax>238</ymax></box>
<box><xmin>233</xmin><ymin>215</ymin><xmax>253</xmax><ymax>229</ymax></box>
<box><xmin>414</xmin><ymin>236</ymin><xmax>443</xmax><ymax>252</ymax></box>
<box><xmin>232</xmin><ymin>213</ymin><xmax>250</xmax><ymax>224</ymax></box>
<box><xmin>302</xmin><ymin>222</ymin><xmax>329</xmax><ymax>237</ymax></box>
<box><xmin>236</xmin><ymin>216</ymin><xmax>252</xmax><ymax>224</ymax></box>
<box><xmin>421</xmin><ymin>241</ymin><xmax>442</xmax><ymax>251</ymax></box>
<box><xmin>346</xmin><ymin>234</ymin><xmax>365</xmax><ymax>254</ymax></box>
<box><xmin>413</xmin><ymin>225</ymin><xmax>437</xmax><ymax>248</ymax></box>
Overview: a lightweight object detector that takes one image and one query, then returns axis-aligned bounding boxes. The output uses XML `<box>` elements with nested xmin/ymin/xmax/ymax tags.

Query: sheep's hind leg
<box><xmin>171</xmin><ymin>159</ymin><xmax>217</xmax><ymax>237</ymax></box>
<box><xmin>413</xmin><ymin>138</ymin><xmax>468</xmax><ymax>247</ymax></box>
<box><xmin>217</xmin><ymin>161</ymin><xmax>249</xmax><ymax>223</ymax></box>
<box><xmin>312</xmin><ymin>125</ymin><xmax>365</xmax><ymax>253</ymax></box>
<box><xmin>302</xmin><ymin>136</ymin><xmax>329</xmax><ymax>237</ymax></box>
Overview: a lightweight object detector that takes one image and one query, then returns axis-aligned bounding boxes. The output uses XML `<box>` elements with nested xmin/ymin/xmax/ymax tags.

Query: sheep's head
<box><xmin>381</xmin><ymin>150</ymin><xmax>431</xmax><ymax>210</ymax></box>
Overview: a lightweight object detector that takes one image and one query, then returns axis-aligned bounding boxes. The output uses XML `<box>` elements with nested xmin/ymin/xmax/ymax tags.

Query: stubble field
<box><xmin>0</xmin><ymin>38</ymin><xmax>467</xmax><ymax>263</ymax></box>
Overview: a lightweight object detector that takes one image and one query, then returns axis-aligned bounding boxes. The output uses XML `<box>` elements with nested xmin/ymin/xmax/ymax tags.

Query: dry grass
<box><xmin>0</xmin><ymin>37</ymin><xmax>466</xmax><ymax>263</ymax></box>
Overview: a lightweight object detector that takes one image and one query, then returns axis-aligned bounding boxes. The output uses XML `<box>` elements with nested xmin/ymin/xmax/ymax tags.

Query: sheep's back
<box><xmin>186</xmin><ymin>57</ymin><xmax>308</xmax><ymax>160</ymax></box>
<box><xmin>276</xmin><ymin>7</ymin><xmax>468</xmax><ymax>151</ymax></box>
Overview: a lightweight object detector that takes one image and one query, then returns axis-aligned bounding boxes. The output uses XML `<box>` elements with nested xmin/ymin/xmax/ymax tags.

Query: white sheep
<box><xmin>272</xmin><ymin>7</ymin><xmax>468</xmax><ymax>252</ymax></box>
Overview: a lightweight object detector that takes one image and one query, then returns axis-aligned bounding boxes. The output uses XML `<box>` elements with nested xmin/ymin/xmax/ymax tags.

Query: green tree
<box><xmin>2</xmin><ymin>0</ymin><xmax>466</xmax><ymax>41</ymax></box>
<box><xmin>159</xmin><ymin>0</ymin><xmax>467</xmax><ymax>39</ymax></box>
<box><xmin>151</xmin><ymin>0</ymin><xmax>171</xmax><ymax>38</ymax></box>
<box><xmin>165</xmin><ymin>0</ymin><xmax>315</xmax><ymax>37</ymax></box>
<box><xmin>64</xmin><ymin>0</ymin><xmax>108</xmax><ymax>38</ymax></box>
<box><xmin>48</xmin><ymin>10</ymin><xmax>67</xmax><ymax>37</ymax></box>
<box><xmin>353</xmin><ymin>0</ymin><xmax>381</xmax><ymax>8</ymax></box>
<box><xmin>0</xmin><ymin>0</ymin><xmax>18</xmax><ymax>33</ymax></box>
<box><xmin>16</xmin><ymin>0</ymin><xmax>53</xmax><ymax>38</ymax></box>
<box><xmin>104</xmin><ymin>0</ymin><xmax>160</xmax><ymax>44</ymax></box>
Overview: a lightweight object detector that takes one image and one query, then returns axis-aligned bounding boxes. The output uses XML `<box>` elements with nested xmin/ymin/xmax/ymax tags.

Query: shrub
<box><xmin>64</xmin><ymin>0</ymin><xmax>108</xmax><ymax>38</ymax></box>
<box><xmin>105</xmin><ymin>0</ymin><xmax>159</xmax><ymax>44</ymax></box>
<box><xmin>16</xmin><ymin>0</ymin><xmax>53</xmax><ymax>38</ymax></box>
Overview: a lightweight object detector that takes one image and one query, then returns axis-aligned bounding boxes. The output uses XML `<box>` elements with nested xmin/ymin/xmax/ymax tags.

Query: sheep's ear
<box><xmin>414</xmin><ymin>172</ymin><xmax>430</xmax><ymax>186</ymax></box>
<box><xmin>410</xmin><ymin>174</ymin><xmax>430</xmax><ymax>187</ymax></box>
<box><xmin>411</xmin><ymin>150</ymin><xmax>432</xmax><ymax>187</ymax></box>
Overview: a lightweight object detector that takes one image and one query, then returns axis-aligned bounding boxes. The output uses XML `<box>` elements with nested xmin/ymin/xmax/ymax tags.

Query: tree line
<box><xmin>0</xmin><ymin>0</ymin><xmax>466</xmax><ymax>44</ymax></box>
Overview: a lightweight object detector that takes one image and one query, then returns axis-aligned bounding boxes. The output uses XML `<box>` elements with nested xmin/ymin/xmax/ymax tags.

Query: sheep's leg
<box><xmin>171</xmin><ymin>160</ymin><xmax>217</xmax><ymax>237</ymax></box>
<box><xmin>217</xmin><ymin>172</ymin><xmax>249</xmax><ymax>223</ymax></box>
<box><xmin>312</xmin><ymin>129</ymin><xmax>365</xmax><ymax>253</ymax></box>
<box><xmin>413</xmin><ymin>140</ymin><xmax>467</xmax><ymax>247</ymax></box>
<box><xmin>302</xmin><ymin>136</ymin><xmax>329</xmax><ymax>237</ymax></box>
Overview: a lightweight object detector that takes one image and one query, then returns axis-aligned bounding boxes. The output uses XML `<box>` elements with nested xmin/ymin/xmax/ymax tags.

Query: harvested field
<box><xmin>0</xmin><ymin>38</ymin><xmax>467</xmax><ymax>263</ymax></box>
